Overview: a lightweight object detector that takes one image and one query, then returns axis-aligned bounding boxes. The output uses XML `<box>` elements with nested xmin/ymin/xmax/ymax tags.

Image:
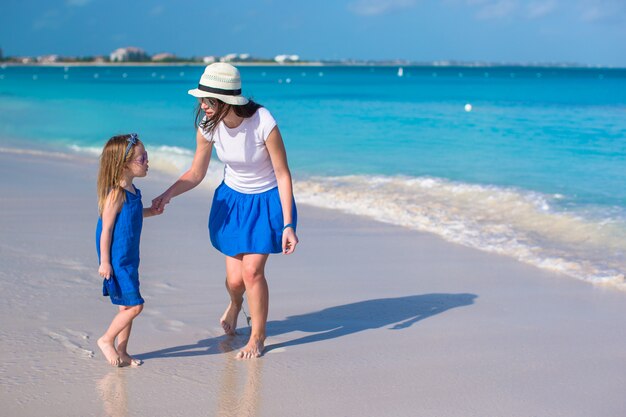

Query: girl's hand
<box><xmin>282</xmin><ymin>228</ymin><xmax>299</xmax><ymax>255</ymax></box>
<box><xmin>99</xmin><ymin>262</ymin><xmax>113</xmax><ymax>279</ymax></box>
<box><xmin>151</xmin><ymin>192</ymin><xmax>171</xmax><ymax>214</ymax></box>
<box><xmin>144</xmin><ymin>206</ymin><xmax>162</xmax><ymax>217</ymax></box>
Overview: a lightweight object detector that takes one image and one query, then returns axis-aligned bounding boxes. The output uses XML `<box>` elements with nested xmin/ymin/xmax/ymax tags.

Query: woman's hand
<box><xmin>99</xmin><ymin>262</ymin><xmax>113</xmax><ymax>279</ymax></box>
<box><xmin>282</xmin><ymin>227</ymin><xmax>299</xmax><ymax>255</ymax></box>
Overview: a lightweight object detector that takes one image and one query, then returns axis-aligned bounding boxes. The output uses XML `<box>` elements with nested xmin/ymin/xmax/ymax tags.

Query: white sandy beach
<box><xmin>1</xmin><ymin>149</ymin><xmax>625</xmax><ymax>417</ymax></box>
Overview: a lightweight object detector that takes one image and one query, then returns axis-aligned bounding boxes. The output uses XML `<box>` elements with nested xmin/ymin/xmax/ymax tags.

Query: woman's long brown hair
<box><xmin>194</xmin><ymin>99</ymin><xmax>262</xmax><ymax>138</ymax></box>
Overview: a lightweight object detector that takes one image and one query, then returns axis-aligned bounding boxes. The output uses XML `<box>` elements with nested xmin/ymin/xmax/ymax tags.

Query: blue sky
<box><xmin>1</xmin><ymin>0</ymin><xmax>625</xmax><ymax>66</ymax></box>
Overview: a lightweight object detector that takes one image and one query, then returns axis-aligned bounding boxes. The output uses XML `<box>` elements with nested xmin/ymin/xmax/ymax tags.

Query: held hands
<box><xmin>99</xmin><ymin>262</ymin><xmax>113</xmax><ymax>280</ymax></box>
<box><xmin>151</xmin><ymin>192</ymin><xmax>172</xmax><ymax>214</ymax></box>
<box><xmin>282</xmin><ymin>227</ymin><xmax>299</xmax><ymax>255</ymax></box>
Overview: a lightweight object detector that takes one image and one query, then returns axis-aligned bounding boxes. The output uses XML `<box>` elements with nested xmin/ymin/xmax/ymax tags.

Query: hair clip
<box><xmin>124</xmin><ymin>133</ymin><xmax>138</xmax><ymax>159</ymax></box>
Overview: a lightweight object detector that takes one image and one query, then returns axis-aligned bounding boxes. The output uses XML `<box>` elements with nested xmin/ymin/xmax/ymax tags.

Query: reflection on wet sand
<box><xmin>216</xmin><ymin>338</ymin><xmax>263</xmax><ymax>417</ymax></box>
<box><xmin>97</xmin><ymin>370</ymin><xmax>128</xmax><ymax>417</ymax></box>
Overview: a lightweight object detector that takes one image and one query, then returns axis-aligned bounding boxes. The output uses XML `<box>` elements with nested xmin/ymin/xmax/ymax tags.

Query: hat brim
<box><xmin>188</xmin><ymin>89</ymin><xmax>249</xmax><ymax>106</ymax></box>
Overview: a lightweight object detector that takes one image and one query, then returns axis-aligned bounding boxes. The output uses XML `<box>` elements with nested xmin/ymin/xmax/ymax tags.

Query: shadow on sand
<box><xmin>137</xmin><ymin>293</ymin><xmax>477</xmax><ymax>360</ymax></box>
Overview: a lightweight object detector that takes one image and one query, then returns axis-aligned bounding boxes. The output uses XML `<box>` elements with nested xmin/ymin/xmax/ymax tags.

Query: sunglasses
<box><xmin>133</xmin><ymin>151</ymin><xmax>148</xmax><ymax>165</ymax></box>
<box><xmin>199</xmin><ymin>97</ymin><xmax>218</xmax><ymax>109</ymax></box>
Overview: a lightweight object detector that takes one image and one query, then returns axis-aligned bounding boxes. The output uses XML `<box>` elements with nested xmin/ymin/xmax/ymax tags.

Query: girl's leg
<box><xmin>116</xmin><ymin>305</ymin><xmax>144</xmax><ymax>367</ymax></box>
<box><xmin>97</xmin><ymin>304</ymin><xmax>143</xmax><ymax>366</ymax></box>
<box><xmin>237</xmin><ymin>254</ymin><xmax>269</xmax><ymax>359</ymax></box>
<box><xmin>221</xmin><ymin>255</ymin><xmax>246</xmax><ymax>335</ymax></box>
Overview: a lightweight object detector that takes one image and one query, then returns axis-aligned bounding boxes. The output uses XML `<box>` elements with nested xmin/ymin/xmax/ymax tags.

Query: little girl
<box><xmin>95</xmin><ymin>133</ymin><xmax>159</xmax><ymax>367</ymax></box>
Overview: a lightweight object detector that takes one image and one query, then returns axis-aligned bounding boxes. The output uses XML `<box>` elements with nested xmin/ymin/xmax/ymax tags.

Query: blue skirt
<box><xmin>209</xmin><ymin>182</ymin><xmax>297</xmax><ymax>257</ymax></box>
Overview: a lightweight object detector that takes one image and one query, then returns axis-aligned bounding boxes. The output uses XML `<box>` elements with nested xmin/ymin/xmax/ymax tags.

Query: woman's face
<box><xmin>199</xmin><ymin>97</ymin><xmax>218</xmax><ymax>118</ymax></box>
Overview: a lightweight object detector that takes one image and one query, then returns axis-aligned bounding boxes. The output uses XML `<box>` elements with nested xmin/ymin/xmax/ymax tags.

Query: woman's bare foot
<box><xmin>119</xmin><ymin>352</ymin><xmax>143</xmax><ymax>367</ymax></box>
<box><xmin>236</xmin><ymin>337</ymin><xmax>265</xmax><ymax>359</ymax></box>
<box><xmin>97</xmin><ymin>337</ymin><xmax>121</xmax><ymax>367</ymax></box>
<box><xmin>220</xmin><ymin>301</ymin><xmax>241</xmax><ymax>336</ymax></box>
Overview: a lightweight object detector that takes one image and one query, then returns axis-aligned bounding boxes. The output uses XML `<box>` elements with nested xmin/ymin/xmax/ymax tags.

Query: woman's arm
<box><xmin>98</xmin><ymin>191</ymin><xmax>123</xmax><ymax>279</ymax></box>
<box><xmin>266</xmin><ymin>126</ymin><xmax>299</xmax><ymax>254</ymax></box>
<box><xmin>152</xmin><ymin>130</ymin><xmax>213</xmax><ymax>213</ymax></box>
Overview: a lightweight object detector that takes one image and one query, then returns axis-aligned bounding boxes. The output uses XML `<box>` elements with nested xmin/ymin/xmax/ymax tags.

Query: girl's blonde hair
<box><xmin>97</xmin><ymin>134</ymin><xmax>142</xmax><ymax>216</ymax></box>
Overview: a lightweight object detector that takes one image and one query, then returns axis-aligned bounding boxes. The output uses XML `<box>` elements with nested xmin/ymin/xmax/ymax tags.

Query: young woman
<box><xmin>151</xmin><ymin>63</ymin><xmax>298</xmax><ymax>359</ymax></box>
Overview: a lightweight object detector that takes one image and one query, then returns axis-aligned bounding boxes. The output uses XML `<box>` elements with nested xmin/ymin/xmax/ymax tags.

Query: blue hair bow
<box><xmin>124</xmin><ymin>133</ymin><xmax>138</xmax><ymax>160</ymax></box>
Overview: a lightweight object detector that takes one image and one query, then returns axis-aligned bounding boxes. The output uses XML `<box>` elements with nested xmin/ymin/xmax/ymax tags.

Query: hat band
<box><xmin>198</xmin><ymin>84</ymin><xmax>241</xmax><ymax>96</ymax></box>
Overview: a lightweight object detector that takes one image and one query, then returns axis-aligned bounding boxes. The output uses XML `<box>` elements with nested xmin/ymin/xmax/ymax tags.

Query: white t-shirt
<box><xmin>200</xmin><ymin>107</ymin><xmax>278</xmax><ymax>194</ymax></box>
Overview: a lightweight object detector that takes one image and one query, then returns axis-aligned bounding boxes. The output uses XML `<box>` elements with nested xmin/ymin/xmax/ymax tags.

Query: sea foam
<box><xmin>294</xmin><ymin>175</ymin><xmax>626</xmax><ymax>290</ymax></box>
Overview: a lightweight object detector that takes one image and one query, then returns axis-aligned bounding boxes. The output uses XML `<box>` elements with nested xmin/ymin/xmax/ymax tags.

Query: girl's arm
<box><xmin>266</xmin><ymin>126</ymin><xmax>299</xmax><ymax>255</ymax></box>
<box><xmin>152</xmin><ymin>130</ymin><xmax>213</xmax><ymax>213</ymax></box>
<box><xmin>98</xmin><ymin>191</ymin><xmax>123</xmax><ymax>279</ymax></box>
<box><xmin>143</xmin><ymin>207</ymin><xmax>161</xmax><ymax>218</ymax></box>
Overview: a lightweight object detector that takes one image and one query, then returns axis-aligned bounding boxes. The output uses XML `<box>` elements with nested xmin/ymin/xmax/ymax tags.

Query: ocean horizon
<box><xmin>1</xmin><ymin>64</ymin><xmax>625</xmax><ymax>289</ymax></box>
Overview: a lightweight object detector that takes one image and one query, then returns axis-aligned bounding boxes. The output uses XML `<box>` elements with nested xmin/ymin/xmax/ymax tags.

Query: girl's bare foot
<box><xmin>97</xmin><ymin>337</ymin><xmax>121</xmax><ymax>367</ymax></box>
<box><xmin>119</xmin><ymin>352</ymin><xmax>143</xmax><ymax>367</ymax></box>
<box><xmin>236</xmin><ymin>337</ymin><xmax>265</xmax><ymax>359</ymax></box>
<box><xmin>220</xmin><ymin>301</ymin><xmax>241</xmax><ymax>336</ymax></box>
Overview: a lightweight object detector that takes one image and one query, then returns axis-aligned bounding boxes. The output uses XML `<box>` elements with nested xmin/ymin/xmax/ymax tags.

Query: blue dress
<box><xmin>95</xmin><ymin>187</ymin><xmax>144</xmax><ymax>306</ymax></box>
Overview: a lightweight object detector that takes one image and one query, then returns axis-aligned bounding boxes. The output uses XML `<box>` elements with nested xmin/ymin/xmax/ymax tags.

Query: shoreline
<box><xmin>3</xmin><ymin>62</ymin><xmax>625</xmax><ymax>70</ymax></box>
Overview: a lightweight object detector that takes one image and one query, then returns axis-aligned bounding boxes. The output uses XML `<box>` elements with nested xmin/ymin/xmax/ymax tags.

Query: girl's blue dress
<box><xmin>95</xmin><ymin>187</ymin><xmax>144</xmax><ymax>306</ymax></box>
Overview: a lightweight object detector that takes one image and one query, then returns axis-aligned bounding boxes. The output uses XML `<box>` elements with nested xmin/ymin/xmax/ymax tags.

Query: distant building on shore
<box><xmin>274</xmin><ymin>54</ymin><xmax>300</xmax><ymax>64</ymax></box>
<box><xmin>220</xmin><ymin>53</ymin><xmax>238</xmax><ymax>62</ymax></box>
<box><xmin>110</xmin><ymin>47</ymin><xmax>150</xmax><ymax>62</ymax></box>
<box><xmin>203</xmin><ymin>56</ymin><xmax>217</xmax><ymax>64</ymax></box>
<box><xmin>220</xmin><ymin>53</ymin><xmax>253</xmax><ymax>63</ymax></box>
<box><xmin>152</xmin><ymin>53</ymin><xmax>177</xmax><ymax>62</ymax></box>
<box><xmin>37</xmin><ymin>55</ymin><xmax>60</xmax><ymax>64</ymax></box>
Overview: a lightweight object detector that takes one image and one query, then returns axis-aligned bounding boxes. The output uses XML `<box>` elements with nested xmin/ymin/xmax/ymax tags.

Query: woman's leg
<box><xmin>237</xmin><ymin>253</ymin><xmax>269</xmax><ymax>359</ymax></box>
<box><xmin>98</xmin><ymin>304</ymin><xmax>143</xmax><ymax>366</ymax></box>
<box><xmin>221</xmin><ymin>255</ymin><xmax>246</xmax><ymax>335</ymax></box>
<box><xmin>116</xmin><ymin>305</ymin><xmax>144</xmax><ymax>366</ymax></box>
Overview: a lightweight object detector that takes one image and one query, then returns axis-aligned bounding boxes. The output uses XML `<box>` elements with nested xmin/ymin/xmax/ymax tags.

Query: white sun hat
<box><xmin>188</xmin><ymin>63</ymin><xmax>249</xmax><ymax>105</ymax></box>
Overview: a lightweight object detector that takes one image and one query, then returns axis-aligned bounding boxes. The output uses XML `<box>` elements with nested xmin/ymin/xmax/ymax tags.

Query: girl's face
<box><xmin>127</xmin><ymin>143</ymin><xmax>149</xmax><ymax>178</ymax></box>
<box><xmin>199</xmin><ymin>97</ymin><xmax>218</xmax><ymax>118</ymax></box>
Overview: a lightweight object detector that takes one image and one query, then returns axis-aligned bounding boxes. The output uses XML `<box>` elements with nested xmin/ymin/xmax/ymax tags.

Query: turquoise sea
<box><xmin>1</xmin><ymin>64</ymin><xmax>625</xmax><ymax>288</ymax></box>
